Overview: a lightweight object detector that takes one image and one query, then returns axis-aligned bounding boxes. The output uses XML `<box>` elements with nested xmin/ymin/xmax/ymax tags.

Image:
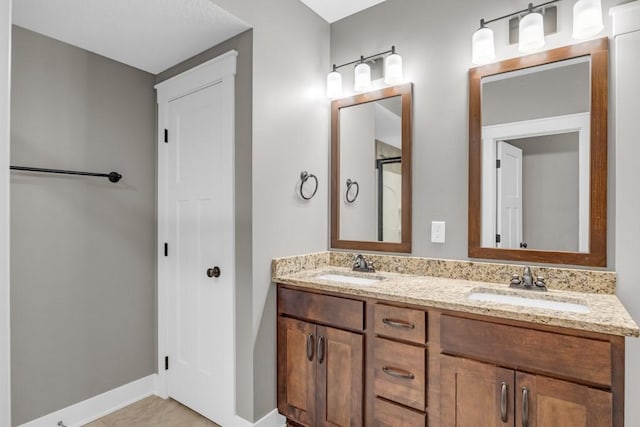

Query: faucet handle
<box><xmin>534</xmin><ymin>276</ymin><xmax>546</xmax><ymax>288</ymax></box>
<box><xmin>510</xmin><ymin>274</ymin><xmax>522</xmax><ymax>286</ymax></box>
<box><xmin>365</xmin><ymin>261</ymin><xmax>375</xmax><ymax>272</ymax></box>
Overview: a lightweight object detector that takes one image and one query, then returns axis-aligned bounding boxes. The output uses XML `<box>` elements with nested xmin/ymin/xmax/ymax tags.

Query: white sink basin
<box><xmin>315</xmin><ymin>273</ymin><xmax>383</xmax><ymax>286</ymax></box>
<box><xmin>468</xmin><ymin>289</ymin><xmax>590</xmax><ymax>314</ymax></box>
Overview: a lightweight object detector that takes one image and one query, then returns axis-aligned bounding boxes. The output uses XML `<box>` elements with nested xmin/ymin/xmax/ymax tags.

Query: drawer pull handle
<box><xmin>317</xmin><ymin>336</ymin><xmax>325</xmax><ymax>364</ymax></box>
<box><xmin>522</xmin><ymin>387</ymin><xmax>529</xmax><ymax>427</ymax></box>
<box><xmin>382</xmin><ymin>366</ymin><xmax>415</xmax><ymax>380</ymax></box>
<box><xmin>500</xmin><ymin>382</ymin><xmax>508</xmax><ymax>422</ymax></box>
<box><xmin>382</xmin><ymin>318</ymin><xmax>415</xmax><ymax>329</ymax></box>
<box><xmin>306</xmin><ymin>334</ymin><xmax>314</xmax><ymax>361</ymax></box>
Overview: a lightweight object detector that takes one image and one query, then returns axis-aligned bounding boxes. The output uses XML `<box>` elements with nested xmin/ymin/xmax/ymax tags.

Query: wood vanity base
<box><xmin>276</xmin><ymin>283</ymin><xmax>625</xmax><ymax>427</ymax></box>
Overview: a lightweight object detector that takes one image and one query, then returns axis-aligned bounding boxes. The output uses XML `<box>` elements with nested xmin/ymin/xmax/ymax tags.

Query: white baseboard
<box><xmin>234</xmin><ymin>409</ymin><xmax>285</xmax><ymax>427</ymax></box>
<box><xmin>254</xmin><ymin>409</ymin><xmax>286</xmax><ymax>427</ymax></box>
<box><xmin>18</xmin><ymin>375</ymin><xmax>283</xmax><ymax>427</ymax></box>
<box><xmin>18</xmin><ymin>374</ymin><xmax>157</xmax><ymax>427</ymax></box>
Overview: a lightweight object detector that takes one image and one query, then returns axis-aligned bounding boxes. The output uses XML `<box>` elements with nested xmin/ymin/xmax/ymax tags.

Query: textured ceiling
<box><xmin>298</xmin><ymin>0</ymin><xmax>387</xmax><ymax>23</ymax></box>
<box><xmin>13</xmin><ymin>0</ymin><xmax>250</xmax><ymax>74</ymax></box>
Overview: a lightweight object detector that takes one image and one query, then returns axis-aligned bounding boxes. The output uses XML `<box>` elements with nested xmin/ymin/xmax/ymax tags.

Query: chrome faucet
<box><xmin>352</xmin><ymin>254</ymin><xmax>375</xmax><ymax>273</ymax></box>
<box><xmin>509</xmin><ymin>266</ymin><xmax>547</xmax><ymax>291</ymax></box>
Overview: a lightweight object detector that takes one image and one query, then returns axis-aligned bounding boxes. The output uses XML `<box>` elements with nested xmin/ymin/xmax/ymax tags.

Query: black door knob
<box><xmin>207</xmin><ymin>267</ymin><xmax>221</xmax><ymax>278</ymax></box>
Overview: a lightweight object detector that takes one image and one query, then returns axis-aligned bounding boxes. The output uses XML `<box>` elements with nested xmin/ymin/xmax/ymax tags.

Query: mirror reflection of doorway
<box><xmin>377</xmin><ymin>157</ymin><xmax>402</xmax><ymax>242</ymax></box>
<box><xmin>496</xmin><ymin>141</ymin><xmax>523</xmax><ymax>249</ymax></box>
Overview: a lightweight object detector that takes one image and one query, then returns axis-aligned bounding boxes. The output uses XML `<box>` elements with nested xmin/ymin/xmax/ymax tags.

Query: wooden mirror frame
<box><xmin>331</xmin><ymin>83</ymin><xmax>413</xmax><ymax>253</ymax></box>
<box><xmin>468</xmin><ymin>38</ymin><xmax>608</xmax><ymax>267</ymax></box>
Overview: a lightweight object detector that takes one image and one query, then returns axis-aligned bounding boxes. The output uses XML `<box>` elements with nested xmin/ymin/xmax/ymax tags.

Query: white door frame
<box><xmin>155</xmin><ymin>50</ymin><xmax>237</xmax><ymax>414</ymax></box>
<box><xmin>0</xmin><ymin>0</ymin><xmax>11</xmax><ymax>425</ymax></box>
<box><xmin>481</xmin><ymin>112</ymin><xmax>591</xmax><ymax>251</ymax></box>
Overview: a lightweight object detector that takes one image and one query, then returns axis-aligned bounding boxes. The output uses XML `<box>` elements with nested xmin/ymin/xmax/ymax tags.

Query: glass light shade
<box><xmin>519</xmin><ymin>12</ymin><xmax>545</xmax><ymax>53</ymax></box>
<box><xmin>354</xmin><ymin>62</ymin><xmax>372</xmax><ymax>92</ymax></box>
<box><xmin>572</xmin><ymin>0</ymin><xmax>604</xmax><ymax>39</ymax></box>
<box><xmin>326</xmin><ymin>71</ymin><xmax>343</xmax><ymax>98</ymax></box>
<box><xmin>384</xmin><ymin>53</ymin><xmax>403</xmax><ymax>84</ymax></box>
<box><xmin>472</xmin><ymin>27</ymin><xmax>496</xmax><ymax>65</ymax></box>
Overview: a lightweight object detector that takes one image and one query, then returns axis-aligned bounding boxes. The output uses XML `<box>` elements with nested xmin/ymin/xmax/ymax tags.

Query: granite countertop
<box><xmin>274</xmin><ymin>265</ymin><xmax>640</xmax><ymax>338</ymax></box>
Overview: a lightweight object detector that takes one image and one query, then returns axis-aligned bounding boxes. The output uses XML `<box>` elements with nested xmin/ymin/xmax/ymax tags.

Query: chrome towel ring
<box><xmin>345</xmin><ymin>179</ymin><xmax>359</xmax><ymax>203</ymax></box>
<box><xmin>299</xmin><ymin>171</ymin><xmax>318</xmax><ymax>200</ymax></box>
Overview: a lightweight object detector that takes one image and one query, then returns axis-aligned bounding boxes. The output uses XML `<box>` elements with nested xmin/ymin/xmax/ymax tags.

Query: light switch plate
<box><xmin>431</xmin><ymin>221</ymin><xmax>446</xmax><ymax>243</ymax></box>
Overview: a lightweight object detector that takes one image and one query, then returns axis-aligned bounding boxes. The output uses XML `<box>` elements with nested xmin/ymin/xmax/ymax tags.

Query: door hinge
<box><xmin>496</xmin><ymin>159</ymin><xmax>501</xmax><ymax>168</ymax></box>
<box><xmin>496</xmin><ymin>234</ymin><xmax>501</xmax><ymax>243</ymax></box>
<box><xmin>164</xmin><ymin>243</ymin><xmax>168</xmax><ymax>257</ymax></box>
<box><xmin>165</xmin><ymin>356</ymin><xmax>169</xmax><ymax>370</ymax></box>
<box><xmin>164</xmin><ymin>129</ymin><xmax>168</xmax><ymax>143</ymax></box>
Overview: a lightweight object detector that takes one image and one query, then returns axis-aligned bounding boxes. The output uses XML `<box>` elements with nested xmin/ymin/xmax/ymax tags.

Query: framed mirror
<box><xmin>331</xmin><ymin>83</ymin><xmax>412</xmax><ymax>253</ymax></box>
<box><xmin>468</xmin><ymin>39</ymin><xmax>608</xmax><ymax>267</ymax></box>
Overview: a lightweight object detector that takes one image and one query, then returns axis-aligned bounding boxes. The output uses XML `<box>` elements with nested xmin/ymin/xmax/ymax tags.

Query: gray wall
<box><xmin>510</xmin><ymin>134</ymin><xmax>579</xmax><ymax>251</ymax></box>
<box><xmin>613</xmin><ymin>19</ymin><xmax>640</xmax><ymax>427</ymax></box>
<box><xmin>10</xmin><ymin>26</ymin><xmax>156</xmax><ymax>425</ymax></box>
<box><xmin>340</xmin><ymin>103</ymin><xmax>378</xmax><ymax>242</ymax></box>
<box><xmin>155</xmin><ymin>29</ymin><xmax>254</xmax><ymax>421</ymax></box>
<box><xmin>482</xmin><ymin>61</ymin><xmax>590</xmax><ymax>126</ymax></box>
<box><xmin>0</xmin><ymin>0</ymin><xmax>10</xmax><ymax>425</ymax></box>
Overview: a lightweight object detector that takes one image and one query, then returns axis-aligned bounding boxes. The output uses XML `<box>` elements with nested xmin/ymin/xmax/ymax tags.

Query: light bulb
<box><xmin>326</xmin><ymin>70</ymin><xmax>342</xmax><ymax>98</ymax></box>
<box><xmin>354</xmin><ymin>62</ymin><xmax>372</xmax><ymax>92</ymax></box>
<box><xmin>573</xmin><ymin>0</ymin><xmax>604</xmax><ymax>39</ymax></box>
<box><xmin>519</xmin><ymin>10</ymin><xmax>545</xmax><ymax>53</ymax></box>
<box><xmin>472</xmin><ymin>26</ymin><xmax>496</xmax><ymax>65</ymax></box>
<box><xmin>384</xmin><ymin>53</ymin><xmax>403</xmax><ymax>84</ymax></box>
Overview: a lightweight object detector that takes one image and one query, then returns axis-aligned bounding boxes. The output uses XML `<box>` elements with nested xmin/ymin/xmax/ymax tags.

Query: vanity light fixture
<box><xmin>384</xmin><ymin>46</ymin><xmax>403</xmax><ymax>84</ymax></box>
<box><xmin>472</xmin><ymin>0</ymin><xmax>604</xmax><ymax>64</ymax></box>
<box><xmin>354</xmin><ymin>57</ymin><xmax>372</xmax><ymax>92</ymax></box>
<box><xmin>326</xmin><ymin>46</ymin><xmax>403</xmax><ymax>98</ymax></box>
<box><xmin>326</xmin><ymin>65</ymin><xmax>343</xmax><ymax>98</ymax></box>
<box><xmin>472</xmin><ymin>19</ymin><xmax>496</xmax><ymax>65</ymax></box>
<box><xmin>519</xmin><ymin>3</ymin><xmax>546</xmax><ymax>53</ymax></box>
<box><xmin>572</xmin><ymin>0</ymin><xmax>604</xmax><ymax>39</ymax></box>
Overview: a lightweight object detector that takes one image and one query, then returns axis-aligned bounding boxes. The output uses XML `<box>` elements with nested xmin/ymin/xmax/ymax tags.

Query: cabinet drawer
<box><xmin>440</xmin><ymin>315</ymin><xmax>612</xmax><ymax>387</ymax></box>
<box><xmin>374</xmin><ymin>304</ymin><xmax>426</xmax><ymax>344</ymax></box>
<box><xmin>373</xmin><ymin>337</ymin><xmax>426</xmax><ymax>411</ymax></box>
<box><xmin>373</xmin><ymin>398</ymin><xmax>426</xmax><ymax>427</ymax></box>
<box><xmin>278</xmin><ymin>287</ymin><xmax>364</xmax><ymax>331</ymax></box>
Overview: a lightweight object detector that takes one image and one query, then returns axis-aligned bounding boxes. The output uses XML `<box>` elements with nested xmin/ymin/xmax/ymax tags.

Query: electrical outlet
<box><xmin>431</xmin><ymin>221</ymin><xmax>446</xmax><ymax>243</ymax></box>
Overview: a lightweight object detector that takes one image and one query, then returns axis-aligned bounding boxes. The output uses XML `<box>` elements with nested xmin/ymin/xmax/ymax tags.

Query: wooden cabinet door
<box><xmin>316</xmin><ymin>325</ymin><xmax>364</xmax><ymax>427</ymax></box>
<box><xmin>440</xmin><ymin>355</ymin><xmax>514</xmax><ymax>427</ymax></box>
<box><xmin>516</xmin><ymin>372</ymin><xmax>613</xmax><ymax>427</ymax></box>
<box><xmin>277</xmin><ymin>317</ymin><xmax>317</xmax><ymax>427</ymax></box>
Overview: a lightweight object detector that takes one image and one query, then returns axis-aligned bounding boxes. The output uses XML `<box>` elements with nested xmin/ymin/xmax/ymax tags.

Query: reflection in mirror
<box><xmin>339</xmin><ymin>96</ymin><xmax>402</xmax><ymax>243</ymax></box>
<box><xmin>468</xmin><ymin>38</ymin><xmax>608</xmax><ymax>267</ymax></box>
<box><xmin>331</xmin><ymin>83</ymin><xmax>412</xmax><ymax>253</ymax></box>
<box><xmin>481</xmin><ymin>57</ymin><xmax>590</xmax><ymax>253</ymax></box>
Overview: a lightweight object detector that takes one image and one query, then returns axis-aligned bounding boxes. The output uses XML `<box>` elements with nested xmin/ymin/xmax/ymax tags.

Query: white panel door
<box><xmin>166</xmin><ymin>81</ymin><xmax>234</xmax><ymax>425</ymax></box>
<box><xmin>497</xmin><ymin>141</ymin><xmax>523</xmax><ymax>249</ymax></box>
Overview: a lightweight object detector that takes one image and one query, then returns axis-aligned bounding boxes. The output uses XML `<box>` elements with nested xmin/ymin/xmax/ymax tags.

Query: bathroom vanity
<box><xmin>273</xmin><ymin>253</ymin><xmax>638</xmax><ymax>427</ymax></box>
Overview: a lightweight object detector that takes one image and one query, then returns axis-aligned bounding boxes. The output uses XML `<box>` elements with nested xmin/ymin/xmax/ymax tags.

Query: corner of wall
<box><xmin>0</xmin><ymin>0</ymin><xmax>10</xmax><ymax>425</ymax></box>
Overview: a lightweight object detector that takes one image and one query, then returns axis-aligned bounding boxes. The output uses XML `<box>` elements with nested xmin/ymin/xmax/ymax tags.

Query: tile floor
<box><xmin>83</xmin><ymin>396</ymin><xmax>221</xmax><ymax>427</ymax></box>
